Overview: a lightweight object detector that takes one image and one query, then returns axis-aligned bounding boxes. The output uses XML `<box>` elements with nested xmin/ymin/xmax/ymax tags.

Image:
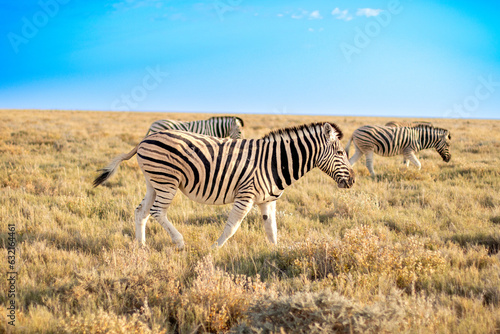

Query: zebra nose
<box><xmin>338</xmin><ymin>175</ymin><xmax>355</xmax><ymax>189</ymax></box>
<box><xmin>347</xmin><ymin>170</ymin><xmax>355</xmax><ymax>187</ymax></box>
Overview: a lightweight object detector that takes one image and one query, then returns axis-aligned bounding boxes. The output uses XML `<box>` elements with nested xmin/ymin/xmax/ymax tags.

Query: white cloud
<box><xmin>331</xmin><ymin>8</ymin><xmax>352</xmax><ymax>21</ymax></box>
<box><xmin>309</xmin><ymin>10</ymin><xmax>322</xmax><ymax>20</ymax></box>
<box><xmin>291</xmin><ymin>9</ymin><xmax>308</xmax><ymax>19</ymax></box>
<box><xmin>356</xmin><ymin>8</ymin><xmax>383</xmax><ymax>17</ymax></box>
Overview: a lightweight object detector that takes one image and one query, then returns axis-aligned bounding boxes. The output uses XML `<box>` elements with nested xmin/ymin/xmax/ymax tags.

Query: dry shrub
<box><xmin>63</xmin><ymin>245</ymin><xmax>182</xmax><ymax>317</ymax></box>
<box><xmin>278</xmin><ymin>225</ymin><xmax>445</xmax><ymax>291</ymax></box>
<box><xmin>232</xmin><ymin>290</ymin><xmax>405</xmax><ymax>334</ymax></box>
<box><xmin>332</xmin><ymin>191</ymin><xmax>380</xmax><ymax>218</ymax></box>
<box><xmin>61</xmin><ymin>308</ymin><xmax>165</xmax><ymax>334</ymax></box>
<box><xmin>182</xmin><ymin>255</ymin><xmax>274</xmax><ymax>333</ymax></box>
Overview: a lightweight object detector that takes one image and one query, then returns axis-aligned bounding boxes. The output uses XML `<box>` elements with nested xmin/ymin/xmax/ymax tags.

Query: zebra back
<box><xmin>385</xmin><ymin>120</ymin><xmax>434</xmax><ymax>128</ymax></box>
<box><xmin>146</xmin><ymin>116</ymin><xmax>244</xmax><ymax>139</ymax></box>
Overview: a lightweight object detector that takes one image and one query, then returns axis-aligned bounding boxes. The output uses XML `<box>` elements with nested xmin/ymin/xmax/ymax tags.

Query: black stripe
<box><xmin>280</xmin><ymin>139</ymin><xmax>292</xmax><ymax>186</ymax></box>
<box><xmin>261</xmin><ymin>141</ymin><xmax>274</xmax><ymax>194</ymax></box>
<box><xmin>197</xmin><ymin>137</ymin><xmax>216</xmax><ymax>198</ymax></box>
<box><xmin>270</xmin><ymin>140</ymin><xmax>284</xmax><ymax>190</ymax></box>
<box><xmin>223</xmin><ymin>140</ymin><xmax>247</xmax><ymax>203</ymax></box>
<box><xmin>206</xmin><ymin>142</ymin><xmax>224</xmax><ymax>200</ymax></box>
<box><xmin>143</xmin><ymin>169</ymin><xmax>180</xmax><ymax>183</ymax></box>
<box><xmin>213</xmin><ymin>140</ymin><xmax>238</xmax><ymax>203</ymax></box>
<box><xmin>306</xmin><ymin>127</ymin><xmax>320</xmax><ymax>170</ymax></box>
<box><xmin>301</xmin><ymin>131</ymin><xmax>314</xmax><ymax>172</ymax></box>
<box><xmin>292</xmin><ymin>129</ymin><xmax>306</xmax><ymax>179</ymax></box>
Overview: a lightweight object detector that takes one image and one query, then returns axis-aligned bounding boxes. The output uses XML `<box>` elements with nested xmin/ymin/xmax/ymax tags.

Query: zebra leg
<box><xmin>365</xmin><ymin>151</ymin><xmax>376</xmax><ymax>176</ymax></box>
<box><xmin>150</xmin><ymin>184</ymin><xmax>185</xmax><ymax>250</ymax></box>
<box><xmin>258</xmin><ymin>201</ymin><xmax>277</xmax><ymax>244</ymax></box>
<box><xmin>407</xmin><ymin>152</ymin><xmax>421</xmax><ymax>170</ymax></box>
<box><xmin>213</xmin><ymin>199</ymin><xmax>254</xmax><ymax>248</ymax></box>
<box><xmin>402</xmin><ymin>155</ymin><xmax>410</xmax><ymax>167</ymax></box>
<box><xmin>134</xmin><ymin>178</ymin><xmax>156</xmax><ymax>245</ymax></box>
<box><xmin>348</xmin><ymin>146</ymin><xmax>363</xmax><ymax>166</ymax></box>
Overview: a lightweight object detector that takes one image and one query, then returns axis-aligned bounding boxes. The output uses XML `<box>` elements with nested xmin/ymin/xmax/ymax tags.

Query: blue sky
<box><xmin>0</xmin><ymin>0</ymin><xmax>499</xmax><ymax>118</ymax></box>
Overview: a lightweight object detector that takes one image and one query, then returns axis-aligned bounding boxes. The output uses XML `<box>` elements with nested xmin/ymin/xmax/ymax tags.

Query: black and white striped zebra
<box><xmin>146</xmin><ymin>116</ymin><xmax>244</xmax><ymax>139</ymax></box>
<box><xmin>384</xmin><ymin>121</ymin><xmax>434</xmax><ymax>165</ymax></box>
<box><xmin>385</xmin><ymin>120</ymin><xmax>434</xmax><ymax>127</ymax></box>
<box><xmin>93</xmin><ymin>122</ymin><xmax>355</xmax><ymax>249</ymax></box>
<box><xmin>345</xmin><ymin>125</ymin><xmax>451</xmax><ymax>176</ymax></box>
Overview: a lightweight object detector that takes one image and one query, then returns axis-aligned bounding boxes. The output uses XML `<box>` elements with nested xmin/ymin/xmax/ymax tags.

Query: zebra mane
<box><xmin>208</xmin><ymin>116</ymin><xmax>244</xmax><ymax>127</ymax></box>
<box><xmin>262</xmin><ymin>122</ymin><xmax>343</xmax><ymax>141</ymax></box>
<box><xmin>412</xmin><ymin>125</ymin><xmax>451</xmax><ymax>139</ymax></box>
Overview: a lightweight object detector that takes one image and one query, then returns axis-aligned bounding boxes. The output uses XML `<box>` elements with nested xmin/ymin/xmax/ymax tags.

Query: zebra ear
<box><xmin>323</xmin><ymin>123</ymin><xmax>335</xmax><ymax>141</ymax></box>
<box><xmin>235</xmin><ymin>117</ymin><xmax>244</xmax><ymax>127</ymax></box>
<box><xmin>323</xmin><ymin>122</ymin><xmax>343</xmax><ymax>141</ymax></box>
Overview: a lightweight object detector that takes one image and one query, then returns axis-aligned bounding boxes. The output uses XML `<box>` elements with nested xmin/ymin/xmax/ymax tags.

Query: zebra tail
<box><xmin>93</xmin><ymin>145</ymin><xmax>139</xmax><ymax>187</ymax></box>
<box><xmin>345</xmin><ymin>137</ymin><xmax>352</xmax><ymax>159</ymax></box>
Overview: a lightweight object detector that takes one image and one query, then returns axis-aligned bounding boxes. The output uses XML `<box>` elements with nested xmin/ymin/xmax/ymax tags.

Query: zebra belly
<box><xmin>178</xmin><ymin>185</ymin><xmax>236</xmax><ymax>205</ymax></box>
<box><xmin>373</xmin><ymin>147</ymin><xmax>404</xmax><ymax>157</ymax></box>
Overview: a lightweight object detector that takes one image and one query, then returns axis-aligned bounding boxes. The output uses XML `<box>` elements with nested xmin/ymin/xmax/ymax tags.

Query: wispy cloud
<box><xmin>291</xmin><ymin>9</ymin><xmax>308</xmax><ymax>19</ymax></box>
<box><xmin>331</xmin><ymin>8</ymin><xmax>352</xmax><ymax>21</ymax></box>
<box><xmin>308</xmin><ymin>27</ymin><xmax>324</xmax><ymax>33</ymax></box>
<box><xmin>309</xmin><ymin>10</ymin><xmax>322</xmax><ymax>20</ymax></box>
<box><xmin>356</xmin><ymin>8</ymin><xmax>383</xmax><ymax>17</ymax></box>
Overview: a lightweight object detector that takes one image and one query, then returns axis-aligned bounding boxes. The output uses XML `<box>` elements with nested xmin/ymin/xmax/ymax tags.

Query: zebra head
<box><xmin>316</xmin><ymin>123</ymin><xmax>355</xmax><ymax>188</ymax></box>
<box><xmin>229</xmin><ymin>117</ymin><xmax>244</xmax><ymax>139</ymax></box>
<box><xmin>436</xmin><ymin>130</ymin><xmax>451</xmax><ymax>162</ymax></box>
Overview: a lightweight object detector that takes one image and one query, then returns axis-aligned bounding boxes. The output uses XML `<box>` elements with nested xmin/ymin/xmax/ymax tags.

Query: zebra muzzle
<box><xmin>337</xmin><ymin>174</ymin><xmax>355</xmax><ymax>189</ymax></box>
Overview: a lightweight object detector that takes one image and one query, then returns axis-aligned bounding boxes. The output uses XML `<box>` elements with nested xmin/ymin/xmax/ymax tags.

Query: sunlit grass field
<box><xmin>1</xmin><ymin>109</ymin><xmax>499</xmax><ymax>333</ymax></box>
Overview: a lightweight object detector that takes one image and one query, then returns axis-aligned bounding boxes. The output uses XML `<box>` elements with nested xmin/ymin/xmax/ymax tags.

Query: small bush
<box><xmin>277</xmin><ymin>225</ymin><xmax>445</xmax><ymax>291</ymax></box>
<box><xmin>181</xmin><ymin>255</ymin><xmax>274</xmax><ymax>333</ymax></box>
<box><xmin>232</xmin><ymin>290</ymin><xmax>405</xmax><ymax>334</ymax></box>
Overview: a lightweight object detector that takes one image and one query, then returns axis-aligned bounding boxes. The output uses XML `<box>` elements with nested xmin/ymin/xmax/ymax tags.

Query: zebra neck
<box><xmin>417</xmin><ymin>128</ymin><xmax>440</xmax><ymax>149</ymax></box>
<box><xmin>207</xmin><ymin>120</ymin><xmax>228</xmax><ymax>137</ymax></box>
<box><xmin>265</xmin><ymin>127</ymin><xmax>321</xmax><ymax>190</ymax></box>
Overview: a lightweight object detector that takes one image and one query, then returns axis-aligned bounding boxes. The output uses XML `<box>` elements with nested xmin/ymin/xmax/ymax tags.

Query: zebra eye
<box><xmin>336</xmin><ymin>150</ymin><xmax>344</xmax><ymax>155</ymax></box>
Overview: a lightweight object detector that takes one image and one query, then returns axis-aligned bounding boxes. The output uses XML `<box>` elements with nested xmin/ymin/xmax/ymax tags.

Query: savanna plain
<box><xmin>1</xmin><ymin>110</ymin><xmax>500</xmax><ymax>333</ymax></box>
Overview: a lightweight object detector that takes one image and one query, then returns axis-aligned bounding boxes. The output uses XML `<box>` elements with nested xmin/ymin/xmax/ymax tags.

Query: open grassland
<box><xmin>1</xmin><ymin>109</ymin><xmax>500</xmax><ymax>333</ymax></box>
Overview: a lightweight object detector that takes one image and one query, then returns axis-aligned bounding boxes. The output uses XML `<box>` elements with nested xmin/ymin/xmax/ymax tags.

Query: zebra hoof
<box><xmin>174</xmin><ymin>240</ymin><xmax>185</xmax><ymax>250</ymax></box>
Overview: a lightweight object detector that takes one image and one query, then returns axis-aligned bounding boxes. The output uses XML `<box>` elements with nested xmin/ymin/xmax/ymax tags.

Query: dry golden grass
<box><xmin>1</xmin><ymin>109</ymin><xmax>499</xmax><ymax>333</ymax></box>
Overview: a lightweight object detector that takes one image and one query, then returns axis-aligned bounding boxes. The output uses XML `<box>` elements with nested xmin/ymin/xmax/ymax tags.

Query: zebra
<box><xmin>146</xmin><ymin>116</ymin><xmax>244</xmax><ymax>139</ymax></box>
<box><xmin>384</xmin><ymin>121</ymin><xmax>434</xmax><ymax>165</ymax></box>
<box><xmin>385</xmin><ymin>120</ymin><xmax>434</xmax><ymax>128</ymax></box>
<box><xmin>345</xmin><ymin>125</ymin><xmax>451</xmax><ymax>176</ymax></box>
<box><xmin>93</xmin><ymin>122</ymin><xmax>355</xmax><ymax>249</ymax></box>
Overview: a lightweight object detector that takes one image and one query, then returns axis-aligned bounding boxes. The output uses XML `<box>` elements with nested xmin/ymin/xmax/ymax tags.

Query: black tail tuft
<box><xmin>93</xmin><ymin>169</ymin><xmax>111</xmax><ymax>188</ymax></box>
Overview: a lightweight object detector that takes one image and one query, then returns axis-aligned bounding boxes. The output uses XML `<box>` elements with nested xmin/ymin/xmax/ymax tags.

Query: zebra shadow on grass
<box><xmin>445</xmin><ymin>233</ymin><xmax>500</xmax><ymax>255</ymax></box>
<box><xmin>2</xmin><ymin>228</ymin><xmax>130</xmax><ymax>256</ymax></box>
